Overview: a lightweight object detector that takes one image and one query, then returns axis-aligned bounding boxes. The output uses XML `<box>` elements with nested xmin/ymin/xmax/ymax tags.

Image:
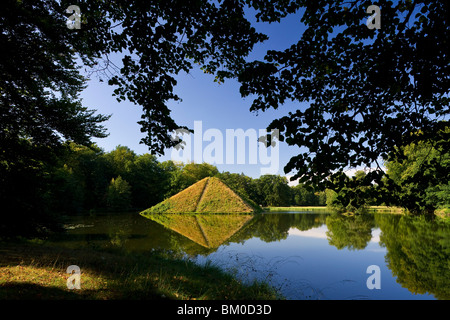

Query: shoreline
<box><xmin>0</xmin><ymin>239</ymin><xmax>280</xmax><ymax>300</ymax></box>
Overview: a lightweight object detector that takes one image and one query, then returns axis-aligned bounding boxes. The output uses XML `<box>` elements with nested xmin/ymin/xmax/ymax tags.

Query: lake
<box><xmin>51</xmin><ymin>211</ymin><xmax>450</xmax><ymax>300</ymax></box>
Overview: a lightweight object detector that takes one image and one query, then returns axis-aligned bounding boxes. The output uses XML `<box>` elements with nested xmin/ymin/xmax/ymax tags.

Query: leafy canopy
<box><xmin>239</xmin><ymin>0</ymin><xmax>449</xmax><ymax>191</ymax></box>
<box><xmin>2</xmin><ymin>0</ymin><xmax>449</xmax><ymax>223</ymax></box>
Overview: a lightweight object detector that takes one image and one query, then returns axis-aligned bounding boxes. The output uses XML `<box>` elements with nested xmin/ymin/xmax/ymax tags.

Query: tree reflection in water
<box><xmin>375</xmin><ymin>214</ymin><xmax>450</xmax><ymax>300</ymax></box>
<box><xmin>71</xmin><ymin>212</ymin><xmax>449</xmax><ymax>299</ymax></box>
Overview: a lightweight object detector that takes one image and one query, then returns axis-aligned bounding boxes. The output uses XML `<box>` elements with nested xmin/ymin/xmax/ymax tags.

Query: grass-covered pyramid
<box><xmin>140</xmin><ymin>177</ymin><xmax>260</xmax><ymax>214</ymax></box>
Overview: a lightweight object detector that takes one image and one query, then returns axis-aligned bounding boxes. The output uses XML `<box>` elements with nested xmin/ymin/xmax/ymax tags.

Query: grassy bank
<box><xmin>264</xmin><ymin>206</ymin><xmax>329</xmax><ymax>212</ymax></box>
<box><xmin>0</xmin><ymin>240</ymin><xmax>280</xmax><ymax>300</ymax></box>
<box><xmin>264</xmin><ymin>205</ymin><xmax>406</xmax><ymax>213</ymax></box>
<box><xmin>265</xmin><ymin>206</ymin><xmax>450</xmax><ymax>220</ymax></box>
<box><xmin>366</xmin><ymin>206</ymin><xmax>405</xmax><ymax>213</ymax></box>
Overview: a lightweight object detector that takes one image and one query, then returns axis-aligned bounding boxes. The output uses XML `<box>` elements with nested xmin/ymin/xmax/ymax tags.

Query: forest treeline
<box><xmin>44</xmin><ymin>143</ymin><xmax>327</xmax><ymax>215</ymax></box>
<box><xmin>1</xmin><ymin>140</ymin><xmax>448</xmax><ymax>237</ymax></box>
<box><xmin>21</xmin><ymin>139</ymin><xmax>450</xmax><ymax>216</ymax></box>
<box><xmin>2</xmin><ymin>1</ymin><xmax>449</xmax><ymax>239</ymax></box>
<box><xmin>2</xmin><ymin>140</ymin><xmax>326</xmax><ymax>237</ymax></box>
<box><xmin>49</xmin><ymin>141</ymin><xmax>448</xmax><ymax>217</ymax></box>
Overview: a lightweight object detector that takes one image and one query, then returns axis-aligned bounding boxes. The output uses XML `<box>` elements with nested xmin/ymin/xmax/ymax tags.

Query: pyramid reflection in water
<box><xmin>142</xmin><ymin>213</ymin><xmax>254</xmax><ymax>248</ymax></box>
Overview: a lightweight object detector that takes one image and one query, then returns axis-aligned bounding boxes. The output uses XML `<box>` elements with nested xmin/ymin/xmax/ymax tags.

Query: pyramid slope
<box><xmin>140</xmin><ymin>177</ymin><xmax>259</xmax><ymax>214</ymax></box>
<box><xmin>197</xmin><ymin>177</ymin><xmax>254</xmax><ymax>213</ymax></box>
<box><xmin>142</xmin><ymin>177</ymin><xmax>208</xmax><ymax>214</ymax></box>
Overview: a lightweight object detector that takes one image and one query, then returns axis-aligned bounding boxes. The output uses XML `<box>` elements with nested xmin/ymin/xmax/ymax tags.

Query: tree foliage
<box><xmin>255</xmin><ymin>175</ymin><xmax>291</xmax><ymax>207</ymax></box>
<box><xmin>325</xmin><ymin>170</ymin><xmax>374</xmax><ymax>213</ymax></box>
<box><xmin>106</xmin><ymin>175</ymin><xmax>132</xmax><ymax>211</ymax></box>
<box><xmin>291</xmin><ymin>183</ymin><xmax>326</xmax><ymax>206</ymax></box>
<box><xmin>1</xmin><ymin>0</ymin><xmax>110</xmax><ymax>149</ymax></box>
<box><xmin>376</xmin><ymin>214</ymin><xmax>450</xmax><ymax>299</ymax></box>
<box><xmin>77</xmin><ymin>0</ymin><xmax>271</xmax><ymax>153</ymax></box>
<box><xmin>2</xmin><ymin>0</ymin><xmax>448</xmax><ymax>238</ymax></box>
<box><xmin>0</xmin><ymin>0</ymin><xmax>273</xmax><ymax>235</ymax></box>
<box><xmin>0</xmin><ymin>0</ymin><xmax>111</xmax><ymax>235</ymax></box>
<box><xmin>238</xmin><ymin>0</ymin><xmax>449</xmax><ymax>213</ymax></box>
<box><xmin>383</xmin><ymin>129</ymin><xmax>450</xmax><ymax>214</ymax></box>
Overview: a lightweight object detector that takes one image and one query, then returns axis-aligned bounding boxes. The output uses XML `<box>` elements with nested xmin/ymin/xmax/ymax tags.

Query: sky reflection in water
<box><xmin>61</xmin><ymin>212</ymin><xmax>449</xmax><ymax>300</ymax></box>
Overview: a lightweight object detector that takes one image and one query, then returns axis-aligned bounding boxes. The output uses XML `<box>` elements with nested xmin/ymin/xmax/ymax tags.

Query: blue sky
<box><xmin>80</xmin><ymin>8</ymin><xmax>322</xmax><ymax>180</ymax></box>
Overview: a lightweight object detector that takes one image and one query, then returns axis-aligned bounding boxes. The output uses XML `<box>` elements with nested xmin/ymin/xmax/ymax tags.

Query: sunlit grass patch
<box><xmin>142</xmin><ymin>177</ymin><xmax>209</xmax><ymax>214</ymax></box>
<box><xmin>0</xmin><ymin>264</ymin><xmax>110</xmax><ymax>299</ymax></box>
<box><xmin>0</xmin><ymin>240</ymin><xmax>280</xmax><ymax>300</ymax></box>
<box><xmin>197</xmin><ymin>177</ymin><xmax>254</xmax><ymax>213</ymax></box>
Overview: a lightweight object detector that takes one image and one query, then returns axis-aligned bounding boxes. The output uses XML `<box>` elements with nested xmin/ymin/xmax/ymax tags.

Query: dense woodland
<box><xmin>1</xmin><ymin>1</ymin><xmax>449</xmax><ymax>237</ymax></box>
<box><xmin>2</xmin><ymin>139</ymin><xmax>448</xmax><ymax>237</ymax></box>
<box><xmin>48</xmin><ymin>142</ymin><xmax>448</xmax><ymax>217</ymax></box>
<box><xmin>12</xmin><ymin>143</ymin><xmax>326</xmax><ymax>216</ymax></box>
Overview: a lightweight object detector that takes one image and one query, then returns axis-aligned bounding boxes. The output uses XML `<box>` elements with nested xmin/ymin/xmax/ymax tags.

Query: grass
<box><xmin>264</xmin><ymin>205</ymin><xmax>407</xmax><ymax>214</ymax></box>
<box><xmin>144</xmin><ymin>177</ymin><xmax>209</xmax><ymax>214</ymax></box>
<box><xmin>0</xmin><ymin>239</ymin><xmax>281</xmax><ymax>300</ymax></box>
<box><xmin>264</xmin><ymin>206</ymin><xmax>329</xmax><ymax>212</ymax></box>
<box><xmin>366</xmin><ymin>206</ymin><xmax>405</xmax><ymax>214</ymax></box>
<box><xmin>265</xmin><ymin>205</ymin><xmax>450</xmax><ymax>220</ymax></box>
<box><xmin>196</xmin><ymin>178</ymin><xmax>254</xmax><ymax>213</ymax></box>
<box><xmin>141</xmin><ymin>177</ymin><xmax>258</xmax><ymax>214</ymax></box>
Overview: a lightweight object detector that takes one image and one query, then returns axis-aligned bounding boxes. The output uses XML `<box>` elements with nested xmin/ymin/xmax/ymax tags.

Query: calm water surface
<box><xmin>52</xmin><ymin>211</ymin><xmax>450</xmax><ymax>300</ymax></box>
